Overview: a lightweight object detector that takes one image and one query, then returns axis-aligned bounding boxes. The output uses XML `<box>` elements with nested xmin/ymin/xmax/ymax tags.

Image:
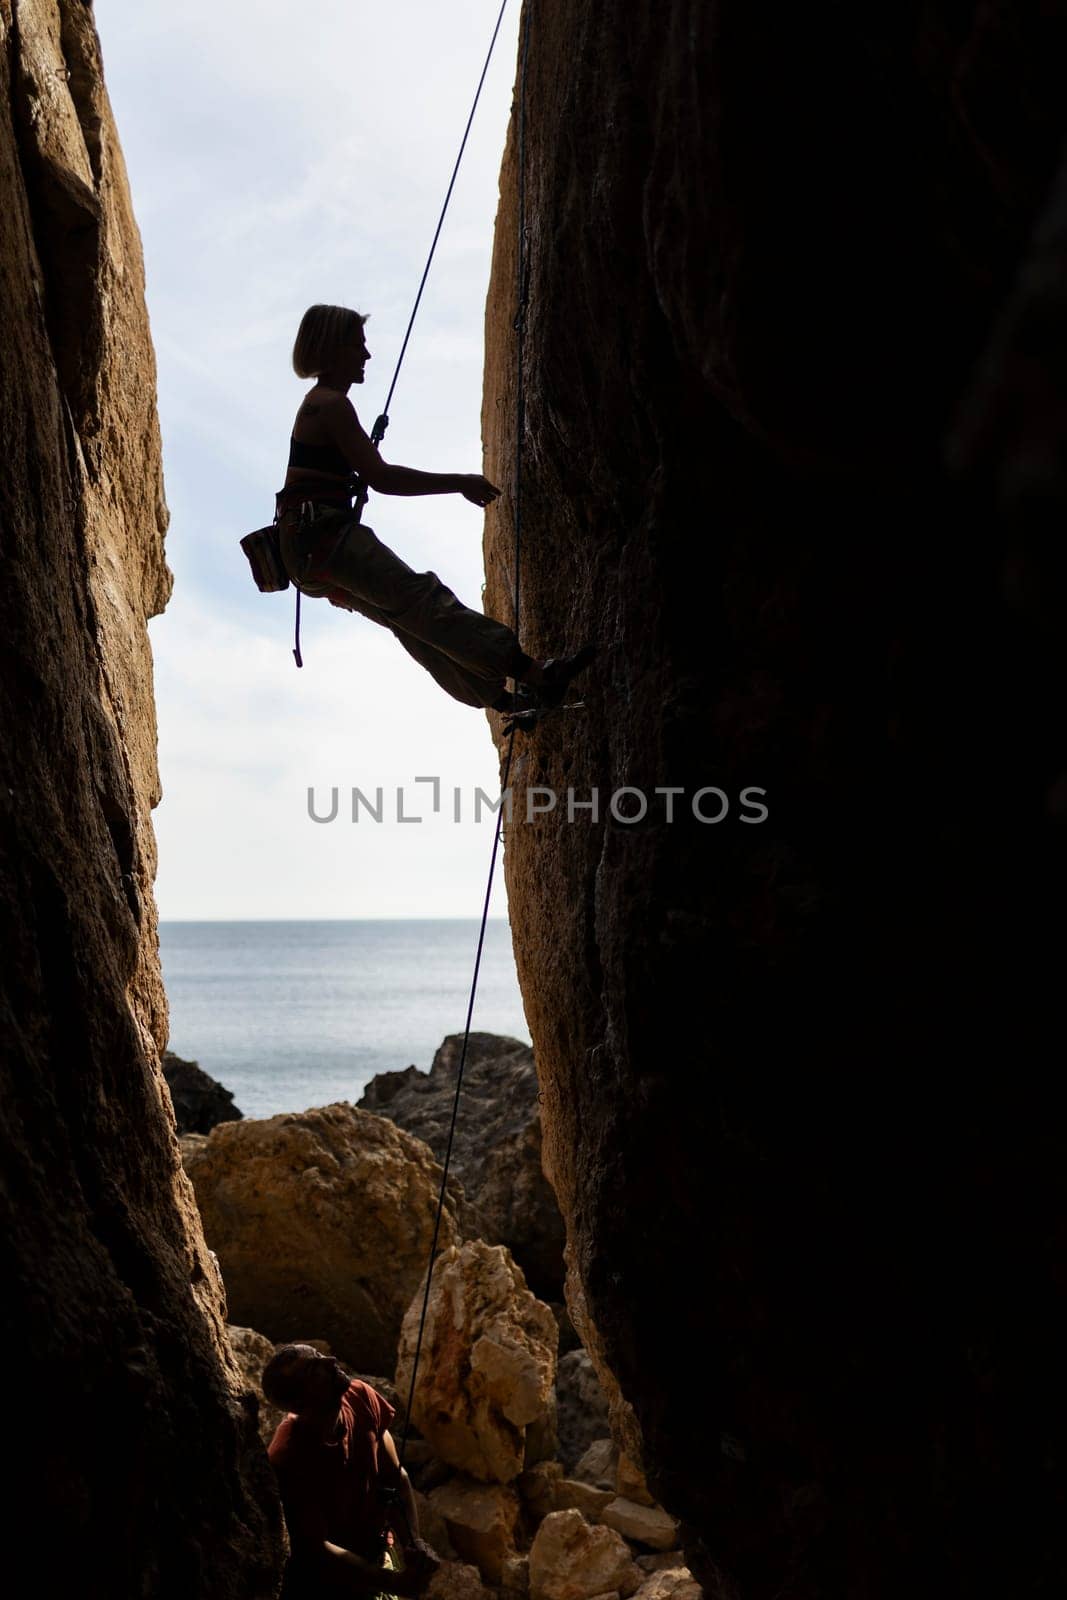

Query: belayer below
<box><xmin>274</xmin><ymin>303</ymin><xmax>594</xmax><ymax>713</ymax></box>
<box><xmin>262</xmin><ymin>1343</ymin><xmax>438</xmax><ymax>1598</ymax></box>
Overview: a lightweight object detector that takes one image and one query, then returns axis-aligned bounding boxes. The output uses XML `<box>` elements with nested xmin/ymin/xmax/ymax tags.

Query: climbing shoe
<box><xmin>491</xmin><ymin>685</ymin><xmax>539</xmax><ymax>715</ymax></box>
<box><xmin>533</xmin><ymin>644</ymin><xmax>597</xmax><ymax>709</ymax></box>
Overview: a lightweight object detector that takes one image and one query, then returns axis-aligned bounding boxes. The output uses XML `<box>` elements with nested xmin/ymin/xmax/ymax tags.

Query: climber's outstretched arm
<box><xmin>321</xmin><ymin>393</ymin><xmax>499</xmax><ymax>506</ymax></box>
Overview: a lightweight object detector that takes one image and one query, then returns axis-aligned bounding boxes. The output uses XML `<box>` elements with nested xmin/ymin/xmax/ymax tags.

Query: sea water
<box><xmin>159</xmin><ymin>920</ymin><xmax>530</xmax><ymax>1120</ymax></box>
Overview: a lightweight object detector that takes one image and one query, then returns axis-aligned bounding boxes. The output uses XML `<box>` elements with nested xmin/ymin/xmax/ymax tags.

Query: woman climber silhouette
<box><xmin>275</xmin><ymin>304</ymin><xmax>594</xmax><ymax>714</ymax></box>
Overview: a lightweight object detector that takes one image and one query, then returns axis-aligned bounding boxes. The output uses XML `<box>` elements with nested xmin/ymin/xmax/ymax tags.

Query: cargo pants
<box><xmin>277</xmin><ymin>505</ymin><xmax>525</xmax><ymax>708</ymax></box>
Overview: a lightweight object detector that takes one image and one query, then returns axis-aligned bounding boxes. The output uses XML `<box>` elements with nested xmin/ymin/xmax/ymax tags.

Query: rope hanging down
<box><xmin>357</xmin><ymin>0</ymin><xmax>511</xmax><ymax>514</ymax></box>
<box><xmin>398</xmin><ymin>0</ymin><xmax>533</xmax><ymax>1471</ymax></box>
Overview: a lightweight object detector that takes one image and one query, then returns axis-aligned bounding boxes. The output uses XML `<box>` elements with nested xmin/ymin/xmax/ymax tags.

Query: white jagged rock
<box><xmin>397</xmin><ymin>1240</ymin><xmax>558</xmax><ymax>1483</ymax></box>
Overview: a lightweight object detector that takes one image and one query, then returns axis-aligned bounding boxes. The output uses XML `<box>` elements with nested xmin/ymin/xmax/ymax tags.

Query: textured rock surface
<box><xmin>556</xmin><ymin>1348</ymin><xmax>610</xmax><ymax>1472</ymax></box>
<box><xmin>427</xmin><ymin>1560</ymin><xmax>495</xmax><ymax>1600</ymax></box>
<box><xmin>227</xmin><ymin>1324</ymin><xmax>286</xmax><ymax>1446</ymax></box>
<box><xmin>502</xmin><ymin>1553</ymin><xmax>531</xmax><ymax>1597</ymax></box>
<box><xmin>631</xmin><ymin>1572</ymin><xmax>701</xmax><ymax>1600</ymax></box>
<box><xmin>518</xmin><ymin>1459</ymin><xmax>563</xmax><ymax>1519</ymax></box>
<box><xmin>0</xmin><ymin>2</ymin><xmax>283</xmax><ymax>1594</ymax></box>
<box><xmin>555</xmin><ymin>1480</ymin><xmax>613</xmax><ymax>1520</ymax></box>
<box><xmin>483</xmin><ymin>4</ymin><xmax>1067</xmax><ymax>1597</ymax></box>
<box><xmin>361</xmin><ymin>1033</ymin><xmax>565</xmax><ymax>1297</ymax></box>
<box><xmin>528</xmin><ymin>1510</ymin><xmax>642</xmax><ymax>1600</ymax></box>
<box><xmin>599</xmin><ymin>1499</ymin><xmax>678</xmax><ymax>1553</ymax></box>
<box><xmin>428</xmin><ymin>1479</ymin><xmax>522</xmax><ymax>1583</ymax></box>
<box><xmin>182</xmin><ymin>1103</ymin><xmax>462</xmax><ymax>1371</ymax></box>
<box><xmin>479</xmin><ymin>3</ymin><xmax>1067</xmax><ymax>1600</ymax></box>
<box><xmin>396</xmin><ymin>1240</ymin><xmax>558</xmax><ymax>1482</ymax></box>
<box><xmin>573</xmin><ymin>1441</ymin><xmax>618</xmax><ymax>1493</ymax></box>
<box><xmin>414</xmin><ymin>1490</ymin><xmax>460</xmax><ymax>1562</ymax></box>
<box><xmin>634</xmin><ymin>1555</ymin><xmax>687</xmax><ymax>1578</ymax></box>
<box><xmin>615</xmin><ymin>1454</ymin><xmax>654</xmax><ymax>1509</ymax></box>
<box><xmin>163</xmin><ymin>1049</ymin><xmax>243</xmax><ymax>1133</ymax></box>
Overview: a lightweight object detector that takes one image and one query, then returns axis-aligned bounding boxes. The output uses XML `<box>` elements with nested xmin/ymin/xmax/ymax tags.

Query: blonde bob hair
<box><xmin>292</xmin><ymin>304</ymin><xmax>368</xmax><ymax>380</ymax></box>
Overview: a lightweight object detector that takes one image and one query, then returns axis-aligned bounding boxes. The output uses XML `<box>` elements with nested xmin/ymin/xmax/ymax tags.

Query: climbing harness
<box><xmin>396</xmin><ymin>0</ymin><xmax>534</xmax><ymax>1471</ymax></box>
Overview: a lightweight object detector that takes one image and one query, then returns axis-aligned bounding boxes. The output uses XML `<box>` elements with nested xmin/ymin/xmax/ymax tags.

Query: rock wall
<box><xmin>482</xmin><ymin>5</ymin><xmax>1067</xmax><ymax>1596</ymax></box>
<box><xmin>0</xmin><ymin>3</ymin><xmax>283</xmax><ymax>1594</ymax></box>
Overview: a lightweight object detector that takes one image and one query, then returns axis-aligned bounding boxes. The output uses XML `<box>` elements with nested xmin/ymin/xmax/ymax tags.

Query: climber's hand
<box><xmin>459</xmin><ymin>475</ymin><xmax>500</xmax><ymax>509</ymax></box>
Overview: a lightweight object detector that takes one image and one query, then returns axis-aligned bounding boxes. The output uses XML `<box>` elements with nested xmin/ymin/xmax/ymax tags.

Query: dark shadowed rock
<box><xmin>0</xmin><ymin>3</ymin><xmax>284</xmax><ymax>1593</ymax></box>
<box><xmin>360</xmin><ymin>1033</ymin><xmax>565</xmax><ymax>1299</ymax></box>
<box><xmin>482</xmin><ymin>4</ymin><xmax>1067</xmax><ymax>1597</ymax></box>
<box><xmin>163</xmin><ymin>1049</ymin><xmax>243</xmax><ymax>1133</ymax></box>
<box><xmin>227</xmin><ymin>1324</ymin><xmax>286</xmax><ymax>1446</ymax></box>
<box><xmin>556</xmin><ymin>1350</ymin><xmax>611</xmax><ymax>1474</ymax></box>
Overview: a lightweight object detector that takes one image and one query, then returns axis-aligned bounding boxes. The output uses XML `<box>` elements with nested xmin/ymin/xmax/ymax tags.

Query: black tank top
<box><xmin>288</xmin><ymin>435</ymin><xmax>351</xmax><ymax>477</ymax></box>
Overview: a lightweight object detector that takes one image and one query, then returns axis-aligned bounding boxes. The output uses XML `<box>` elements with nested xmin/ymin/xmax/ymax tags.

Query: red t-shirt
<box><xmin>269</xmin><ymin>1379</ymin><xmax>397</xmax><ymax>1562</ymax></box>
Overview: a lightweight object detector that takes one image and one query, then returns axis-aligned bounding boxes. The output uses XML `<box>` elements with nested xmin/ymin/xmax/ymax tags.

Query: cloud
<box><xmin>94</xmin><ymin>0</ymin><xmax>526</xmax><ymax>916</ymax></box>
<box><xmin>150</xmin><ymin>585</ymin><xmax>517</xmax><ymax>919</ymax></box>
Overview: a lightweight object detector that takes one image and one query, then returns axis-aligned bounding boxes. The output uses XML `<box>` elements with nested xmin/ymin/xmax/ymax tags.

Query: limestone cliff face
<box><xmin>483</xmin><ymin>5</ymin><xmax>1067</xmax><ymax>1596</ymax></box>
<box><xmin>0</xmin><ymin>4</ymin><xmax>284</xmax><ymax>1594</ymax></box>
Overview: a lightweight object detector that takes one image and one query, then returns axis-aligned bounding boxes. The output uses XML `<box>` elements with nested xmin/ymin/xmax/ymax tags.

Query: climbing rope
<box><xmin>397</xmin><ymin>0</ymin><xmax>533</xmax><ymax>1470</ymax></box>
<box><xmin>357</xmin><ymin>0</ymin><xmax>512</xmax><ymax>512</ymax></box>
<box><xmin>294</xmin><ymin>0</ymin><xmax>511</xmax><ymax>669</ymax></box>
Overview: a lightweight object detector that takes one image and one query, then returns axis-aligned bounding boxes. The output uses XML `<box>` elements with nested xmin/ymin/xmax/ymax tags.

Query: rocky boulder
<box><xmin>555</xmin><ymin>1480</ymin><xmax>614</xmax><ymax>1520</ymax></box>
<box><xmin>414</xmin><ymin>1491</ymin><xmax>459</xmax><ymax>1562</ymax></box>
<box><xmin>615</xmin><ymin>1454</ymin><xmax>655</xmax><ymax>1509</ymax></box>
<box><xmin>396</xmin><ymin>1240</ymin><xmax>558</xmax><ymax>1483</ymax></box>
<box><xmin>227</xmin><ymin>1324</ymin><xmax>285</xmax><ymax>1446</ymax></box>
<box><xmin>598</xmin><ymin>1500</ymin><xmax>679</xmax><ymax>1553</ymax></box>
<box><xmin>360</xmin><ymin>1034</ymin><xmax>565</xmax><ymax>1298</ymax></box>
<box><xmin>573</xmin><ymin>1440</ymin><xmax>619</xmax><ymax>1493</ymax></box>
<box><xmin>630</xmin><ymin>1572</ymin><xmax>701</xmax><ymax>1600</ymax></box>
<box><xmin>182</xmin><ymin>1103</ymin><xmax>462</xmax><ymax>1371</ymax></box>
<box><xmin>427</xmin><ymin>1561</ymin><xmax>495</xmax><ymax>1600</ymax></box>
<box><xmin>528</xmin><ymin>1510</ymin><xmax>642</xmax><ymax>1600</ymax></box>
<box><xmin>518</xmin><ymin>1460</ymin><xmax>564</xmax><ymax>1519</ymax></box>
<box><xmin>427</xmin><ymin>1480</ymin><xmax>522</xmax><ymax>1583</ymax></box>
<box><xmin>163</xmin><ymin>1050</ymin><xmax>242</xmax><ymax>1134</ymax></box>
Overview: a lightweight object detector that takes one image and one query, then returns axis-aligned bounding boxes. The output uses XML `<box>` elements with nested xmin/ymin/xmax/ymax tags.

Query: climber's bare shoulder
<box><xmin>294</xmin><ymin>384</ymin><xmax>351</xmax><ymax>429</ymax></box>
<box><xmin>313</xmin><ymin>390</ymin><xmax>381</xmax><ymax>479</ymax></box>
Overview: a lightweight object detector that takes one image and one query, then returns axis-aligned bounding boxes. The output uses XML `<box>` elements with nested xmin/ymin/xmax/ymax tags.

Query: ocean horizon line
<box><xmin>157</xmin><ymin>915</ymin><xmax>512</xmax><ymax>924</ymax></box>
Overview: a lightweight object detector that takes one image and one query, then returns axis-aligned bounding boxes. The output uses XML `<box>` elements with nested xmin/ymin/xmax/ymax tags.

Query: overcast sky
<box><xmin>94</xmin><ymin>0</ymin><xmax>523</xmax><ymax>919</ymax></box>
